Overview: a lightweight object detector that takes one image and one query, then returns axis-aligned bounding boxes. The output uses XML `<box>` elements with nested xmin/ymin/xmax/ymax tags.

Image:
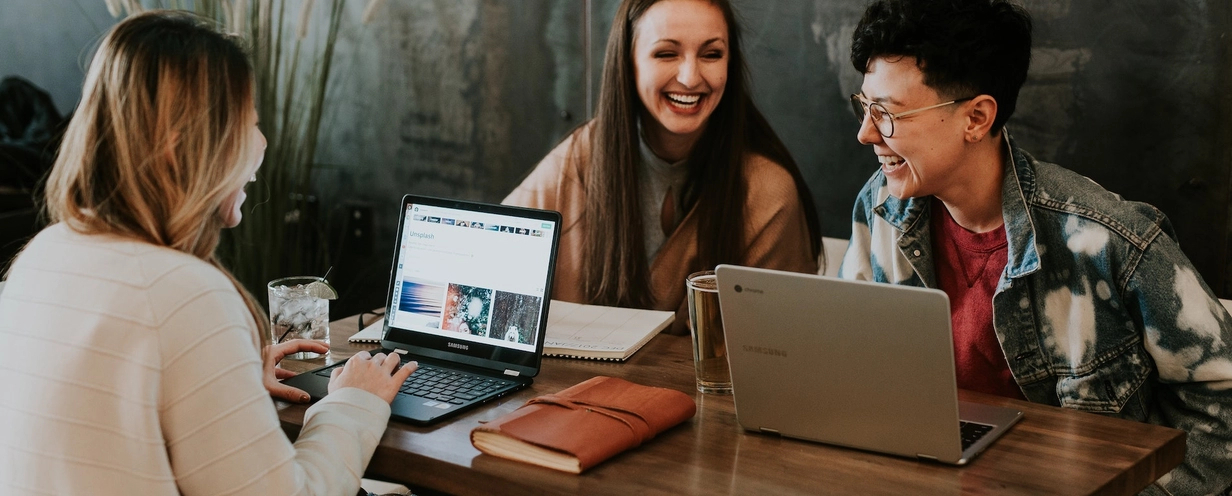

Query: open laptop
<box><xmin>714</xmin><ymin>265</ymin><xmax>1023</xmax><ymax>465</ymax></box>
<box><xmin>283</xmin><ymin>194</ymin><xmax>561</xmax><ymax>425</ymax></box>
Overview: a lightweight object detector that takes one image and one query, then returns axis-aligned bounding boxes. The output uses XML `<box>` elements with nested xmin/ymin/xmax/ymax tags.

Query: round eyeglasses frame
<box><xmin>850</xmin><ymin>94</ymin><xmax>974</xmax><ymax>138</ymax></box>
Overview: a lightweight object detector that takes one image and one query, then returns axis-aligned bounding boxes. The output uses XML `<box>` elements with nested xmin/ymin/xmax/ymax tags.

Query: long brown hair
<box><xmin>581</xmin><ymin>0</ymin><xmax>821</xmax><ymax>308</ymax></box>
<box><xmin>43</xmin><ymin>10</ymin><xmax>268</xmax><ymax>343</ymax></box>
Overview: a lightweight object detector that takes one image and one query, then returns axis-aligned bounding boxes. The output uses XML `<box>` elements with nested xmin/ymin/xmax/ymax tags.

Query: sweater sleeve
<box><xmin>156</xmin><ymin>264</ymin><xmax>391</xmax><ymax>496</ymax></box>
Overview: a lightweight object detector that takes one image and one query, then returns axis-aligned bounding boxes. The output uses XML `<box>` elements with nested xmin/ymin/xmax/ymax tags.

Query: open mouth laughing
<box><xmin>665</xmin><ymin>92</ymin><xmax>703</xmax><ymax>109</ymax></box>
<box><xmin>879</xmin><ymin>155</ymin><xmax>906</xmax><ymax>173</ymax></box>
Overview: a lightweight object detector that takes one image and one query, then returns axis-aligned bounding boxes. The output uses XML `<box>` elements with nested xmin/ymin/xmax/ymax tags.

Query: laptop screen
<box><xmin>382</xmin><ymin>195</ymin><xmax>560</xmax><ymax>375</ymax></box>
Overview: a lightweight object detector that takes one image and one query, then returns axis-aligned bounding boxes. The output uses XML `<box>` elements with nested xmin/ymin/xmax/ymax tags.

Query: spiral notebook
<box><xmin>541</xmin><ymin>300</ymin><xmax>674</xmax><ymax>361</ymax></box>
<box><xmin>348</xmin><ymin>320</ymin><xmax>385</xmax><ymax>343</ymax></box>
<box><xmin>351</xmin><ymin>300</ymin><xmax>673</xmax><ymax>360</ymax></box>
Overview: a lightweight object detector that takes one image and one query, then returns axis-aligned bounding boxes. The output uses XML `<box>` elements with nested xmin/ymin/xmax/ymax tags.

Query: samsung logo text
<box><xmin>743</xmin><ymin>345</ymin><xmax>787</xmax><ymax>357</ymax></box>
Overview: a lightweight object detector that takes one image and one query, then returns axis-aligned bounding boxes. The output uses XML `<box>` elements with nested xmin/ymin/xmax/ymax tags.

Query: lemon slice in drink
<box><xmin>305</xmin><ymin>279</ymin><xmax>339</xmax><ymax>300</ymax></box>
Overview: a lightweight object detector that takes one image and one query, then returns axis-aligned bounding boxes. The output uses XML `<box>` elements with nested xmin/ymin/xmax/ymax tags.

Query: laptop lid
<box><xmin>715</xmin><ymin>264</ymin><xmax>1020</xmax><ymax>465</ymax></box>
<box><xmin>379</xmin><ymin>195</ymin><xmax>561</xmax><ymax>378</ymax></box>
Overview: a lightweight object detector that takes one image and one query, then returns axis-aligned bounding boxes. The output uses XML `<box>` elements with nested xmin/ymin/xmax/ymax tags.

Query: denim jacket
<box><xmin>839</xmin><ymin>135</ymin><xmax>1232</xmax><ymax>495</ymax></box>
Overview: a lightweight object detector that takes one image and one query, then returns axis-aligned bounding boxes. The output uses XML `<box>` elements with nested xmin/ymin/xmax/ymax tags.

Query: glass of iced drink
<box><xmin>267</xmin><ymin>276</ymin><xmax>334</xmax><ymax>359</ymax></box>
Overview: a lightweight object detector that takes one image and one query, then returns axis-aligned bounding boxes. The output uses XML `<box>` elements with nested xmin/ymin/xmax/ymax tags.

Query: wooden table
<box><xmin>276</xmin><ymin>314</ymin><xmax>1186</xmax><ymax>495</ymax></box>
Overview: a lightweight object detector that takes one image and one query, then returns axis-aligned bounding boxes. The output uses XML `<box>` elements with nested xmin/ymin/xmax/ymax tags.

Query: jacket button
<box><xmin>913</xmin><ymin>250</ymin><xmax>921</xmax><ymax>256</ymax></box>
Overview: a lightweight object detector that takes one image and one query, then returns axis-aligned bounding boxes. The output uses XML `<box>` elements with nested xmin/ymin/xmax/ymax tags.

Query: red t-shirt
<box><xmin>930</xmin><ymin>198</ymin><xmax>1025</xmax><ymax>400</ymax></box>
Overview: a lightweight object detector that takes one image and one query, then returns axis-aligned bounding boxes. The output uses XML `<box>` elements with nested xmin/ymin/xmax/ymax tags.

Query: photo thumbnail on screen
<box><xmin>442</xmin><ymin>283</ymin><xmax>493</xmax><ymax>337</ymax></box>
<box><xmin>399</xmin><ymin>278</ymin><xmax>446</xmax><ymax>328</ymax></box>
<box><xmin>488</xmin><ymin>291</ymin><xmax>543</xmax><ymax>346</ymax></box>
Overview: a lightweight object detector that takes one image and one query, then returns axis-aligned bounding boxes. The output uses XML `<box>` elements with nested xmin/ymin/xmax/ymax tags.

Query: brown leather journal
<box><xmin>470</xmin><ymin>376</ymin><xmax>696</xmax><ymax>473</ymax></box>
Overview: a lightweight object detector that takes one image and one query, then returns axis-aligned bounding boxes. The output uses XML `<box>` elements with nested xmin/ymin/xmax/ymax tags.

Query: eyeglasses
<box><xmin>849</xmin><ymin>94</ymin><xmax>974</xmax><ymax>138</ymax></box>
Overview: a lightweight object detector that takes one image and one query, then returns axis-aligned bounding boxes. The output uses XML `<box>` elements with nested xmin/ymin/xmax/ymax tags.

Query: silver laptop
<box><xmin>715</xmin><ymin>265</ymin><xmax>1022</xmax><ymax>465</ymax></box>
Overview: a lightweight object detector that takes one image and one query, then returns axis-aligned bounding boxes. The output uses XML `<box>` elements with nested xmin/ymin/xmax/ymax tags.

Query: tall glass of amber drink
<box><xmin>686</xmin><ymin>270</ymin><xmax>731</xmax><ymax>394</ymax></box>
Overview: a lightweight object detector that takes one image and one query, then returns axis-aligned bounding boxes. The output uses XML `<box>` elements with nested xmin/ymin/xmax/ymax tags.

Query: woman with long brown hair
<box><xmin>0</xmin><ymin>11</ymin><xmax>414</xmax><ymax>495</ymax></box>
<box><xmin>505</xmin><ymin>0</ymin><xmax>821</xmax><ymax>333</ymax></box>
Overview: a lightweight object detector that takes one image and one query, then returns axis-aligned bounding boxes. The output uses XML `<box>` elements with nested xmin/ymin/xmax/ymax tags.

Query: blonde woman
<box><xmin>0</xmin><ymin>11</ymin><xmax>415</xmax><ymax>495</ymax></box>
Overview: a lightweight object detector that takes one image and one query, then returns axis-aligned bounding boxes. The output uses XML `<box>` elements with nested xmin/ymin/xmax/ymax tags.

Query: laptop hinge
<box><xmin>503</xmin><ymin>369</ymin><xmax>520</xmax><ymax>377</ymax></box>
<box><xmin>759</xmin><ymin>427</ymin><xmax>780</xmax><ymax>435</ymax></box>
<box><xmin>916</xmin><ymin>454</ymin><xmax>939</xmax><ymax>461</ymax></box>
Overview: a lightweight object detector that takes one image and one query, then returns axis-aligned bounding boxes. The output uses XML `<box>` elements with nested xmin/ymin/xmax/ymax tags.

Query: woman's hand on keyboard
<box><xmin>329</xmin><ymin>350</ymin><xmax>419</xmax><ymax>403</ymax></box>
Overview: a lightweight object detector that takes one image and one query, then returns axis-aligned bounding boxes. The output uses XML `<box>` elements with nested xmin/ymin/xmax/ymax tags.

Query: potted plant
<box><xmin>106</xmin><ymin>0</ymin><xmax>386</xmax><ymax>298</ymax></box>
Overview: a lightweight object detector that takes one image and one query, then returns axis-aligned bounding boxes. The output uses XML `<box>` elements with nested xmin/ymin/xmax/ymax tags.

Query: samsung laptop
<box><xmin>714</xmin><ymin>265</ymin><xmax>1023</xmax><ymax>465</ymax></box>
<box><xmin>283</xmin><ymin>194</ymin><xmax>561</xmax><ymax>425</ymax></box>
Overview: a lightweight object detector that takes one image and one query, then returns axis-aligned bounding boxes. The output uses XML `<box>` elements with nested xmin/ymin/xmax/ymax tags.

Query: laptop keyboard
<box><xmin>960</xmin><ymin>421</ymin><xmax>994</xmax><ymax>450</ymax></box>
<box><xmin>397</xmin><ymin>363</ymin><xmax>515</xmax><ymax>404</ymax></box>
<box><xmin>312</xmin><ymin>362</ymin><xmax>516</xmax><ymax>404</ymax></box>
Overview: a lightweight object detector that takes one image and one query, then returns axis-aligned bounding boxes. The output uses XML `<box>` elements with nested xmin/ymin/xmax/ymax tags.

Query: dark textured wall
<box><xmin>309</xmin><ymin>1</ymin><xmax>590</xmax><ymax>313</ymax></box>
<box><xmin>3</xmin><ymin>0</ymin><xmax>1230</xmax><ymax>315</ymax></box>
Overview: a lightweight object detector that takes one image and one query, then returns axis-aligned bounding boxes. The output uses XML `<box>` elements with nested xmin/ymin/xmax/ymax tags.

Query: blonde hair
<box><xmin>45</xmin><ymin>10</ymin><xmax>268</xmax><ymax>343</ymax></box>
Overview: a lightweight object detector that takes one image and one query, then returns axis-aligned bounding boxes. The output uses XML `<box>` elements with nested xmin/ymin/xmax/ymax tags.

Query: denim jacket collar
<box><xmin>872</xmin><ymin>133</ymin><xmax>1041</xmax><ymax>288</ymax></box>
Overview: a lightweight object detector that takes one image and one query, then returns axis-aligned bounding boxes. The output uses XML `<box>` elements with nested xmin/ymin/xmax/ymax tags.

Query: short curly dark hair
<box><xmin>850</xmin><ymin>0</ymin><xmax>1032</xmax><ymax>133</ymax></box>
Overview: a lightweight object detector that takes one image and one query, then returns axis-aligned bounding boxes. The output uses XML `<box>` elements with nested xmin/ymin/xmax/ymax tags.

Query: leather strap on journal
<box><xmin>526</xmin><ymin>394</ymin><xmax>654</xmax><ymax>443</ymax></box>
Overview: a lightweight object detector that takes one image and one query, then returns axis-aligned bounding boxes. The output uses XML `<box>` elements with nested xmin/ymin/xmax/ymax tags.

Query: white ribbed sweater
<box><xmin>0</xmin><ymin>224</ymin><xmax>390</xmax><ymax>495</ymax></box>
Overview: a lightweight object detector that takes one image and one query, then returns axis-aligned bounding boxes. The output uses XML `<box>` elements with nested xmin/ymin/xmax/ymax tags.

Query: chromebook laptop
<box><xmin>714</xmin><ymin>265</ymin><xmax>1023</xmax><ymax>465</ymax></box>
<box><xmin>283</xmin><ymin>194</ymin><xmax>561</xmax><ymax>425</ymax></box>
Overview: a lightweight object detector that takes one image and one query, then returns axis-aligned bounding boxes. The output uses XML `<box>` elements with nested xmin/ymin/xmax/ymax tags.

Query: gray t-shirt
<box><xmin>637</xmin><ymin>129</ymin><xmax>690</xmax><ymax>262</ymax></box>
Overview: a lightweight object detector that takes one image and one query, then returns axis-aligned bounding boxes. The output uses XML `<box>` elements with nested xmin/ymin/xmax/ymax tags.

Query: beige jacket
<box><xmin>504</xmin><ymin>126</ymin><xmax>818</xmax><ymax>334</ymax></box>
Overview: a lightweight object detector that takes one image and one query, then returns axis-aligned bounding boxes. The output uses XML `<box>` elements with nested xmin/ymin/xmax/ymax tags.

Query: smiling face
<box><xmin>856</xmin><ymin>56</ymin><xmax>970</xmax><ymax>200</ymax></box>
<box><xmin>219</xmin><ymin>105</ymin><xmax>266</xmax><ymax>228</ymax></box>
<box><xmin>632</xmin><ymin>0</ymin><xmax>729</xmax><ymax>154</ymax></box>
